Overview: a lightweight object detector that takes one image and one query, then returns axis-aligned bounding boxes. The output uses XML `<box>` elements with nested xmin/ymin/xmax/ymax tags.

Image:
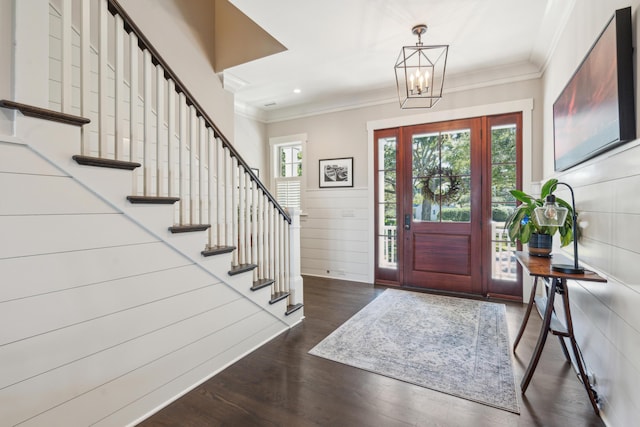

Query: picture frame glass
<box><xmin>319</xmin><ymin>157</ymin><xmax>353</xmax><ymax>188</ymax></box>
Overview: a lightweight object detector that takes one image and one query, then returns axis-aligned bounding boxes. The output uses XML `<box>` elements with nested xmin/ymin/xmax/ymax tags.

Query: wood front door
<box><xmin>374</xmin><ymin>113</ymin><xmax>522</xmax><ymax>297</ymax></box>
<box><xmin>401</xmin><ymin>119</ymin><xmax>482</xmax><ymax>293</ymax></box>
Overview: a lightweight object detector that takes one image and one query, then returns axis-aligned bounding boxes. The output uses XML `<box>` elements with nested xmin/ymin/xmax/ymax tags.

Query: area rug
<box><xmin>308</xmin><ymin>289</ymin><xmax>520</xmax><ymax>413</ymax></box>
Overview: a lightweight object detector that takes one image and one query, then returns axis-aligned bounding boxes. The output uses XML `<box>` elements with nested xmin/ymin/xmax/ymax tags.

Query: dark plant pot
<box><xmin>528</xmin><ymin>233</ymin><xmax>552</xmax><ymax>257</ymax></box>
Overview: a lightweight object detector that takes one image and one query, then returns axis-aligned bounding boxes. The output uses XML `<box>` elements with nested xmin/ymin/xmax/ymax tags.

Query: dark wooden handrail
<box><xmin>107</xmin><ymin>0</ymin><xmax>291</xmax><ymax>223</ymax></box>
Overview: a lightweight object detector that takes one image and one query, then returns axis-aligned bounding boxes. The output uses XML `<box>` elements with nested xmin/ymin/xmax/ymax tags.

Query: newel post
<box><xmin>13</xmin><ymin>0</ymin><xmax>50</xmax><ymax>107</ymax></box>
<box><xmin>288</xmin><ymin>208</ymin><xmax>303</xmax><ymax>305</ymax></box>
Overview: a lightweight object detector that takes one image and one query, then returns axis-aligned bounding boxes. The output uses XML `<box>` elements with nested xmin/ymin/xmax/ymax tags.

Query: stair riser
<box><xmin>15</xmin><ymin>116</ymin><xmax>80</xmax><ymax>167</ymax></box>
<box><xmin>283</xmin><ymin>308</ymin><xmax>305</xmax><ymax>327</ymax></box>
<box><xmin>122</xmin><ymin>203</ymin><xmax>178</xmax><ymax>233</ymax></box>
<box><xmin>71</xmin><ymin>165</ymin><xmax>133</xmax><ymax>209</ymax></box>
<box><xmin>198</xmin><ymin>252</ymin><xmax>235</xmax><ymax>277</ymax></box>
<box><xmin>162</xmin><ymin>231</ymin><xmax>210</xmax><ymax>260</ymax></box>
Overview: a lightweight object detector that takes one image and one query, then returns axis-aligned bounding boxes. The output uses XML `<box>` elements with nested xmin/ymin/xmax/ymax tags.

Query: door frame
<box><xmin>367</xmin><ymin>99</ymin><xmax>534</xmax><ymax>295</ymax></box>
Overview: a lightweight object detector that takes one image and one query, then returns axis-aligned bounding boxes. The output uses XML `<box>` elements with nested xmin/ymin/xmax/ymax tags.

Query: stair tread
<box><xmin>127</xmin><ymin>195</ymin><xmax>180</xmax><ymax>204</ymax></box>
<box><xmin>229</xmin><ymin>264</ymin><xmax>258</xmax><ymax>276</ymax></box>
<box><xmin>269</xmin><ymin>291</ymin><xmax>290</xmax><ymax>305</ymax></box>
<box><xmin>168</xmin><ymin>224</ymin><xmax>211</xmax><ymax>233</ymax></box>
<box><xmin>251</xmin><ymin>278</ymin><xmax>275</xmax><ymax>291</ymax></box>
<box><xmin>285</xmin><ymin>303</ymin><xmax>304</xmax><ymax>316</ymax></box>
<box><xmin>73</xmin><ymin>155</ymin><xmax>141</xmax><ymax>170</ymax></box>
<box><xmin>1</xmin><ymin>99</ymin><xmax>90</xmax><ymax>126</ymax></box>
<box><xmin>201</xmin><ymin>245</ymin><xmax>236</xmax><ymax>257</ymax></box>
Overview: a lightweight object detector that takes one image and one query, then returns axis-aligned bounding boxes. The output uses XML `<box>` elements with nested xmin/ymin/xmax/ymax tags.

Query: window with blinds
<box><xmin>273</xmin><ymin>143</ymin><xmax>302</xmax><ymax>210</ymax></box>
<box><xmin>275</xmin><ymin>176</ymin><xmax>301</xmax><ymax>209</ymax></box>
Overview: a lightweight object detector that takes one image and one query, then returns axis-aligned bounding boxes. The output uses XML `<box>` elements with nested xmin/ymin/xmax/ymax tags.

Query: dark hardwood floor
<box><xmin>138</xmin><ymin>276</ymin><xmax>605</xmax><ymax>426</ymax></box>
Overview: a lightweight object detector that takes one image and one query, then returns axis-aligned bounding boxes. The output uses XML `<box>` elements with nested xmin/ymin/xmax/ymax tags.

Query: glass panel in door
<box><xmin>374</xmin><ymin>129</ymin><xmax>400</xmax><ymax>284</ymax></box>
<box><xmin>485</xmin><ymin>113</ymin><xmax>522</xmax><ymax>298</ymax></box>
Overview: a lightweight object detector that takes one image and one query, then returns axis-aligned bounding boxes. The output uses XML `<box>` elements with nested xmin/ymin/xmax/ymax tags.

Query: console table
<box><xmin>512</xmin><ymin>251</ymin><xmax>606</xmax><ymax>415</ymax></box>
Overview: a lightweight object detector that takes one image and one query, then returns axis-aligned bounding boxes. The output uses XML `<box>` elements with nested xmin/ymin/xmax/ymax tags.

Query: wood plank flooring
<box><xmin>138</xmin><ymin>276</ymin><xmax>605</xmax><ymax>426</ymax></box>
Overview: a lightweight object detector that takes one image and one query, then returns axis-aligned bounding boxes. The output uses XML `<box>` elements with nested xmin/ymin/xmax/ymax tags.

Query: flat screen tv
<box><xmin>553</xmin><ymin>7</ymin><xmax>636</xmax><ymax>172</ymax></box>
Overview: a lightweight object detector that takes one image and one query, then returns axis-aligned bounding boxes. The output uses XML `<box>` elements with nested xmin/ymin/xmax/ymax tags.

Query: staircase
<box><xmin>0</xmin><ymin>0</ymin><xmax>302</xmax><ymax>425</ymax></box>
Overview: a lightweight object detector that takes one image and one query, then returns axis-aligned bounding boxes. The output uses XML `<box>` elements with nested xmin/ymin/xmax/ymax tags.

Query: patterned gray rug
<box><xmin>309</xmin><ymin>289</ymin><xmax>520</xmax><ymax>413</ymax></box>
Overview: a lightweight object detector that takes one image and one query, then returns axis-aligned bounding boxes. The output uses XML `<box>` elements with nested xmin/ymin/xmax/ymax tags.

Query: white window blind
<box><xmin>275</xmin><ymin>176</ymin><xmax>301</xmax><ymax>210</ymax></box>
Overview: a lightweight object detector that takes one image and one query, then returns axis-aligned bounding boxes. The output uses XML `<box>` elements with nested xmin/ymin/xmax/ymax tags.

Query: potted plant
<box><xmin>504</xmin><ymin>178</ymin><xmax>574</xmax><ymax>256</ymax></box>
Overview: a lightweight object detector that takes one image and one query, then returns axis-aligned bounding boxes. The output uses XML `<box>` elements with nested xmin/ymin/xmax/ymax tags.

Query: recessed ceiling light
<box><xmin>293</xmin><ymin>88</ymin><xmax>301</xmax><ymax>94</ymax></box>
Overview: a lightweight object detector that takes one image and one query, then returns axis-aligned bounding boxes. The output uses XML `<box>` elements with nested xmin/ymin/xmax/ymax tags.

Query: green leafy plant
<box><xmin>504</xmin><ymin>178</ymin><xmax>574</xmax><ymax>247</ymax></box>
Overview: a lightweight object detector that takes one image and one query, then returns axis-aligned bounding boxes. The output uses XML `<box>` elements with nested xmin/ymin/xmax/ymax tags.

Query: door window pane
<box><xmin>490</xmin><ymin>124</ymin><xmax>517</xmax><ymax>281</ymax></box>
<box><xmin>377</xmin><ymin>136</ymin><xmax>397</xmax><ymax>269</ymax></box>
<box><xmin>412</xmin><ymin>129</ymin><xmax>470</xmax><ymax>222</ymax></box>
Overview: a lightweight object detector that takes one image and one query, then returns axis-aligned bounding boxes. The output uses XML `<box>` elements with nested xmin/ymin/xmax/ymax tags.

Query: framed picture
<box><xmin>553</xmin><ymin>7</ymin><xmax>635</xmax><ymax>171</ymax></box>
<box><xmin>319</xmin><ymin>157</ymin><xmax>353</xmax><ymax>188</ymax></box>
<box><xmin>250</xmin><ymin>168</ymin><xmax>260</xmax><ymax>178</ymax></box>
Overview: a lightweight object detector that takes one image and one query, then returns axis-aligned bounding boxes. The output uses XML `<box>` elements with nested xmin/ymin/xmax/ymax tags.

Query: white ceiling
<box><xmin>225</xmin><ymin>0</ymin><xmax>575</xmax><ymax>121</ymax></box>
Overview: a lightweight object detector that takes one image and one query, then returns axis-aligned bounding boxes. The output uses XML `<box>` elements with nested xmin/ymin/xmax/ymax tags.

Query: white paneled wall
<box><xmin>539</xmin><ymin>2</ymin><xmax>640</xmax><ymax>424</ymax></box>
<box><xmin>551</xmin><ymin>144</ymin><xmax>640</xmax><ymax>427</ymax></box>
<box><xmin>301</xmin><ymin>187</ymin><xmax>369</xmax><ymax>282</ymax></box>
<box><xmin>0</xmin><ymin>141</ymin><xmax>285</xmax><ymax>426</ymax></box>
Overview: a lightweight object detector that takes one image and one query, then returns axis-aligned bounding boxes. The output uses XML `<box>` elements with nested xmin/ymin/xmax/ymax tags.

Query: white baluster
<box><xmin>129</xmin><ymin>38</ymin><xmax>140</xmax><ymax>194</ymax></box>
<box><xmin>178</xmin><ymin>93</ymin><xmax>188</xmax><ymax>225</ymax></box>
<box><xmin>274</xmin><ymin>207</ymin><xmax>280</xmax><ymax>294</ymax></box>
<box><xmin>189</xmin><ymin>106</ymin><xmax>198</xmax><ymax>224</ymax></box>
<box><xmin>257</xmin><ymin>192</ymin><xmax>265</xmax><ymax>280</ymax></box>
<box><xmin>98</xmin><ymin>0</ymin><xmax>108</xmax><ymax>157</ymax></box>
<box><xmin>288</xmin><ymin>209</ymin><xmax>303</xmax><ymax>305</ymax></box>
<box><xmin>80</xmin><ymin>0</ymin><xmax>92</xmax><ymax>155</ymax></box>
<box><xmin>238</xmin><ymin>168</ymin><xmax>246</xmax><ymax>264</ymax></box>
<box><xmin>156</xmin><ymin>64</ymin><xmax>165</xmax><ymax>196</ymax></box>
<box><xmin>143</xmin><ymin>50</ymin><xmax>153</xmax><ymax>196</ymax></box>
<box><xmin>232</xmin><ymin>157</ymin><xmax>241</xmax><ymax>265</ymax></box>
<box><xmin>216</xmin><ymin>139</ymin><xmax>225</xmax><ymax>246</ymax></box>
<box><xmin>114</xmin><ymin>14</ymin><xmax>125</xmax><ymax>160</ymax></box>
<box><xmin>61</xmin><ymin>0</ymin><xmax>72</xmax><ymax>114</ymax></box>
<box><xmin>208</xmin><ymin>128</ymin><xmax>217</xmax><ymax>247</ymax></box>
<box><xmin>167</xmin><ymin>80</ymin><xmax>176</xmax><ymax>197</ymax></box>
<box><xmin>225</xmin><ymin>149</ymin><xmax>233</xmax><ymax>249</ymax></box>
<box><xmin>269</xmin><ymin>202</ymin><xmax>276</xmax><ymax>287</ymax></box>
<box><xmin>199</xmin><ymin>118</ymin><xmax>207</xmax><ymax>225</ymax></box>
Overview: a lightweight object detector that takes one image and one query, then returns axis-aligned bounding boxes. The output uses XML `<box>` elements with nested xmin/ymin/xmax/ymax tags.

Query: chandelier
<box><xmin>395</xmin><ymin>24</ymin><xmax>449</xmax><ymax>109</ymax></box>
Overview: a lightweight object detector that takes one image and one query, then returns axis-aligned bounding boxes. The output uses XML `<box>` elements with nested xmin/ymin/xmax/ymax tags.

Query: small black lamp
<box><xmin>534</xmin><ymin>182</ymin><xmax>584</xmax><ymax>274</ymax></box>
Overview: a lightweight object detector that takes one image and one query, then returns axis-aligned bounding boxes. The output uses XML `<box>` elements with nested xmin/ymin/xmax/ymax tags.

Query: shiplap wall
<box><xmin>550</xmin><ymin>145</ymin><xmax>640</xmax><ymax>427</ymax></box>
<box><xmin>301</xmin><ymin>187</ymin><xmax>369</xmax><ymax>282</ymax></box>
<box><xmin>0</xmin><ymin>141</ymin><xmax>285</xmax><ymax>426</ymax></box>
<box><xmin>540</xmin><ymin>1</ymin><xmax>640</xmax><ymax>425</ymax></box>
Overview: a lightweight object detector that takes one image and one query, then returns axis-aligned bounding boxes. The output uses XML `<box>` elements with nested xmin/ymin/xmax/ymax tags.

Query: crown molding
<box><xmin>259</xmin><ymin>61</ymin><xmax>542</xmax><ymax>123</ymax></box>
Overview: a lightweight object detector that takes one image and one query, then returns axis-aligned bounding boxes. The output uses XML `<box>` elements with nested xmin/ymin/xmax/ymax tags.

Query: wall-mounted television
<box><xmin>553</xmin><ymin>6</ymin><xmax>636</xmax><ymax>172</ymax></box>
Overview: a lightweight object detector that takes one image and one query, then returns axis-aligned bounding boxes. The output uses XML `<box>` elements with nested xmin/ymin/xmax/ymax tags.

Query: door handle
<box><xmin>404</xmin><ymin>214</ymin><xmax>411</xmax><ymax>230</ymax></box>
